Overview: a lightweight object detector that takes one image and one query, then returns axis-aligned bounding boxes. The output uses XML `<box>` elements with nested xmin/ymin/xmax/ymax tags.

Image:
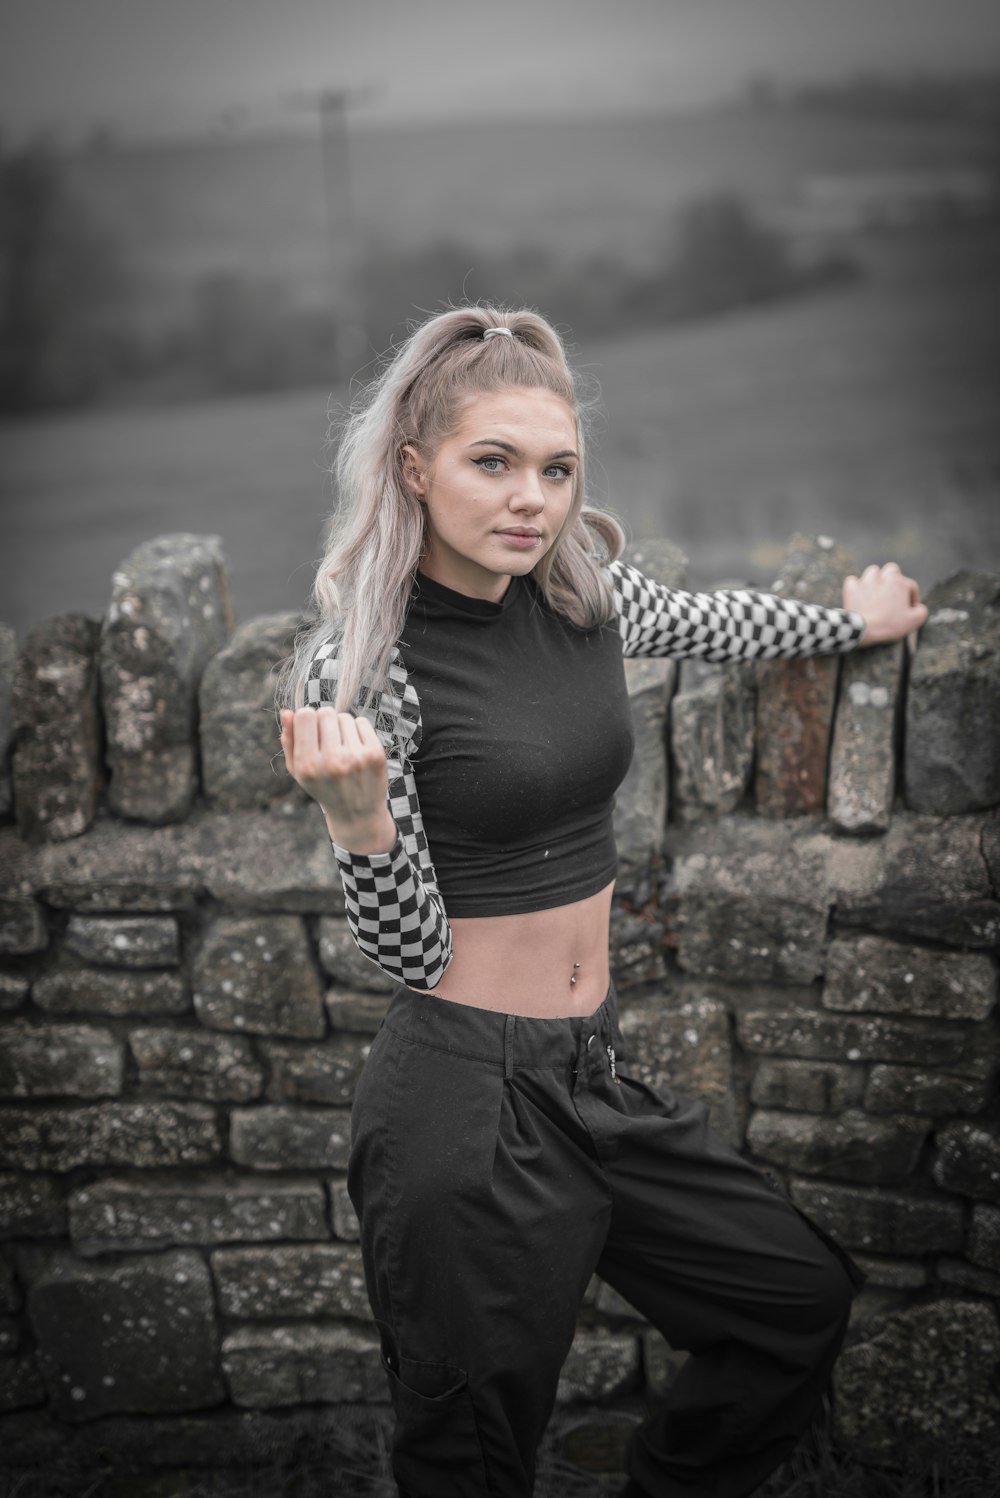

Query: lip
<box><xmin>495</xmin><ymin>528</ymin><xmax>542</xmax><ymax>550</ymax></box>
<box><xmin>495</xmin><ymin>528</ymin><xmax>541</xmax><ymax>538</ymax></box>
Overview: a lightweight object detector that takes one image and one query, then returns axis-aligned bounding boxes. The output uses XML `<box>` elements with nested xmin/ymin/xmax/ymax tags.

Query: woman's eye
<box><xmin>475</xmin><ymin>456</ymin><xmax>506</xmax><ymax>474</ymax></box>
<box><xmin>545</xmin><ymin>465</ymin><xmax>572</xmax><ymax>481</ymax></box>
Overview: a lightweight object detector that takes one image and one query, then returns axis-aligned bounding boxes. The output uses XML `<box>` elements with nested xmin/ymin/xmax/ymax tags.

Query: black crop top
<box><xmin>306</xmin><ymin>559</ymin><xmax>866</xmax><ymax>989</ymax></box>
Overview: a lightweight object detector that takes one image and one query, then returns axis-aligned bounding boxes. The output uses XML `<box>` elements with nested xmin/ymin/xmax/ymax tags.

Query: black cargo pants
<box><xmin>347</xmin><ymin>980</ymin><xmax>863</xmax><ymax>1498</ymax></box>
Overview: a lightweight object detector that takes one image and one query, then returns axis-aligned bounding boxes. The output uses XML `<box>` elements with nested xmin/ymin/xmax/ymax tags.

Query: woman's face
<box><xmin>403</xmin><ymin>386</ymin><xmax>579</xmax><ymax>602</ymax></box>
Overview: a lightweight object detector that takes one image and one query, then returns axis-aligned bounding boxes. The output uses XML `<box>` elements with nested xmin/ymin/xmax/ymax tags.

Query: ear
<box><xmin>400</xmin><ymin>444</ymin><xmax>427</xmax><ymax>499</ymax></box>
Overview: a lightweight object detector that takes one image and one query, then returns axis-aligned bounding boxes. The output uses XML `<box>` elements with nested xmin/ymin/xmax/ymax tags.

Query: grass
<box><xmin>3</xmin><ymin>1404</ymin><xmax>999</xmax><ymax>1498</ymax></box>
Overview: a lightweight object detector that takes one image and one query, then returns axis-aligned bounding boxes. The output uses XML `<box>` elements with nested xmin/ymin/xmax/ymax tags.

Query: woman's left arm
<box><xmin>608</xmin><ymin>558</ymin><xmax>927</xmax><ymax>662</ymax></box>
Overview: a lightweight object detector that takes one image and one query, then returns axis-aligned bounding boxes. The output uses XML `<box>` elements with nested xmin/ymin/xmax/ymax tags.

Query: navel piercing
<box><xmin>570</xmin><ymin>961</ymin><xmax>581</xmax><ymax>987</ymax></box>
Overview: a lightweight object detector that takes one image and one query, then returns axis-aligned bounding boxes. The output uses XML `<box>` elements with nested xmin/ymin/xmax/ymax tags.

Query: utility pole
<box><xmin>286</xmin><ymin>85</ymin><xmax>373</xmax><ymax>380</ymax></box>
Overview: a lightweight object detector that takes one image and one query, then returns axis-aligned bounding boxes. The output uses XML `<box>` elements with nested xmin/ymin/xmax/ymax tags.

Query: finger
<box><xmin>883</xmin><ymin>561</ymin><xmax>901</xmax><ymax>575</ymax></box>
<box><xmin>318</xmin><ymin>710</ymin><xmax>367</xmax><ymax>755</ymax></box>
<box><xmin>906</xmin><ymin>577</ymin><xmax>922</xmax><ymax>606</ymax></box>
<box><xmin>354</xmin><ymin>716</ymin><xmax>383</xmax><ymax>751</ymax></box>
<box><xmin>862</xmin><ymin>563</ymin><xmax>880</xmax><ymax>582</ymax></box>
<box><xmin>292</xmin><ymin>705</ymin><xmax>320</xmax><ymax>766</ymax></box>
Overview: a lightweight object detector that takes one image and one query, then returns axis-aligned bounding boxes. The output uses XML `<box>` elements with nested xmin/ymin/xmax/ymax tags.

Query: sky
<box><xmin>2</xmin><ymin>0</ymin><xmax>1000</xmax><ymax>143</ymax></box>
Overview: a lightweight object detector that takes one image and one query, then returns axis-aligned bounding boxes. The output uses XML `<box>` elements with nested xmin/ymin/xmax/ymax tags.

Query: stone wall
<box><xmin>0</xmin><ymin>531</ymin><xmax>998</xmax><ymax>1470</ymax></box>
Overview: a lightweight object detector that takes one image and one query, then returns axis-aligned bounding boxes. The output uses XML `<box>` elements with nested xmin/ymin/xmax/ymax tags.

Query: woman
<box><xmin>279</xmin><ymin>306</ymin><xmax>926</xmax><ymax>1498</ymax></box>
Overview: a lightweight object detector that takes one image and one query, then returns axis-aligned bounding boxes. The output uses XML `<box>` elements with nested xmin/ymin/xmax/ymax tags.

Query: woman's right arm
<box><xmin>280</xmin><ymin>661</ymin><xmax>453</xmax><ymax>990</ymax></box>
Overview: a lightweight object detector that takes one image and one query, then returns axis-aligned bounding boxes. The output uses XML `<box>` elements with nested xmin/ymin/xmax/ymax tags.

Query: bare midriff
<box><xmin>410</xmin><ymin>878</ymin><xmax>616</xmax><ymax>1017</ymax></box>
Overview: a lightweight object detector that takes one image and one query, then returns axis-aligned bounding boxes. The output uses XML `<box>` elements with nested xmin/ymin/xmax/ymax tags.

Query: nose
<box><xmin>509</xmin><ymin>473</ymin><xmax>545</xmax><ymax>515</ymax></box>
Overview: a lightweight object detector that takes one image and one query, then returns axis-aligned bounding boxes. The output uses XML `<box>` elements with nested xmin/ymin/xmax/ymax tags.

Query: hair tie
<box><xmin>482</xmin><ymin>327</ymin><xmax>514</xmax><ymax>341</ymax></box>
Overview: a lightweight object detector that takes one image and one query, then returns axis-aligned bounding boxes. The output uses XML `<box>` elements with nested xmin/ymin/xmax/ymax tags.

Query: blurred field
<box><xmin>1</xmin><ymin>221</ymin><xmax>997</xmax><ymax>639</ymax></box>
<box><xmin>67</xmin><ymin>106</ymin><xmax>997</xmax><ymax>307</ymax></box>
<box><xmin>1</xmin><ymin>102</ymin><xmax>998</xmax><ymax>637</ymax></box>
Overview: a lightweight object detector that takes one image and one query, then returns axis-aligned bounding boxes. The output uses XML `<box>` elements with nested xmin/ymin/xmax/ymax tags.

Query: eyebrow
<box><xmin>469</xmin><ymin>439</ymin><xmax>578</xmax><ymax>461</ymax></box>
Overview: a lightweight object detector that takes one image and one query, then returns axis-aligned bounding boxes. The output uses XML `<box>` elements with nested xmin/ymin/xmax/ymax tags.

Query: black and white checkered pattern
<box><xmin>607</xmin><ymin>559</ymin><xmax>866</xmax><ymax>662</ymax></box>
<box><xmin>304</xmin><ymin>561</ymin><xmax>864</xmax><ymax>987</ymax></box>
<box><xmin>306</xmin><ymin>642</ymin><xmax>452</xmax><ymax>989</ymax></box>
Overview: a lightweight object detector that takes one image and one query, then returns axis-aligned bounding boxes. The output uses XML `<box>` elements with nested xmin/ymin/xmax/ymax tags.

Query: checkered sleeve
<box><xmin>305</xmin><ymin>643</ymin><xmax>453</xmax><ymax>990</ymax></box>
<box><xmin>607</xmin><ymin>558</ymin><xmax>866</xmax><ymax>662</ymax></box>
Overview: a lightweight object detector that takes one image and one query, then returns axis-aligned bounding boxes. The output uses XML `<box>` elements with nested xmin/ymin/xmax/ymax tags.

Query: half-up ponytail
<box><xmin>276</xmin><ymin>304</ymin><xmax>625</xmax><ymax>725</ymax></box>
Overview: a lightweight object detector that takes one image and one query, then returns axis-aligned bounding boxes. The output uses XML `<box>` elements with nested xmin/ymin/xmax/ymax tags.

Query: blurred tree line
<box><xmin>0</xmin><ymin>136</ymin><xmax>860</xmax><ymax>417</ymax></box>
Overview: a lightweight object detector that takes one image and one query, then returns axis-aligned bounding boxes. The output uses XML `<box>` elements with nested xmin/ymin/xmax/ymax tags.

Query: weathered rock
<box><xmin>931</xmin><ymin>1121</ymin><xmax>1000</xmax><ymax>1202</ymax></box>
<box><xmin>229</xmin><ymin>1105</ymin><xmax>351</xmax><ymax>1170</ymax></box>
<box><xmin>64</xmin><ymin>915</ymin><xmax>180</xmax><ymax>969</ymax></box>
<box><xmin>324</xmin><ymin>987</ymin><xmax>392</xmax><ymax>1035</ymax></box>
<box><xmin>747</xmin><ymin>1109</ymin><xmax>928</xmax><ymax>1186</ymax></box>
<box><xmin>129</xmin><ymin>1027</ymin><xmax>263</xmax><ymax>1102</ymax></box>
<box><xmin>557</xmin><ymin>1408</ymin><xmax>640</xmax><ymax>1474</ymax></box>
<box><xmin>1</xmin><ymin>805</ymin><xmax>344</xmax><ymax>915</ymax></box>
<box><xmin>667</xmin><ymin>816</ymin><xmax>829</xmax><ymax>983</ymax></box>
<box><xmin>833</xmin><ymin>811</ymin><xmax>999</xmax><ymax>948</ymax></box>
<box><xmin>193</xmin><ymin>915</ymin><xmax>325</xmax><ymax>1039</ymax></box>
<box><xmin>328</xmin><ymin>1178</ymin><xmax>360</xmax><ymax>1241</ymax></box>
<box><xmin>0</xmin><ymin>1403</ymin><xmax>393</xmax><ymax>1472</ymax></box>
<box><xmin>556</xmin><ymin>1328</ymin><xmax>641</xmax><ymax>1403</ymax></box>
<box><xmin>0</xmin><ymin>1103</ymin><xmax>221</xmax><ymax>1171</ymax></box>
<box><xmin>983</xmin><ymin>813</ymin><xmax>1000</xmax><ymax>893</ymax></box>
<box><xmin>827</xmin><ymin>640</ymin><xmax>904</xmax><ymax>833</ymax></box>
<box><xmin>670</xmin><ymin>654</ymin><xmax>755</xmax><ymax>821</ymax></box>
<box><xmin>12</xmin><ymin>614</ymin><xmax>103</xmax><ymax>842</ymax></box>
<box><xmin>27</xmin><ymin>1247</ymin><xmax>224</xmax><ymax>1419</ymax></box>
<box><xmin>0</xmin><ymin>1174</ymin><xmax>67</xmax><ymax>1239</ymax></box>
<box><xmin>200</xmin><ymin>614</ymin><xmax>305</xmax><ymax>811</ymax></box>
<box><xmin>0</xmin><ymin>898</ymin><xmax>47</xmax><ymax>955</ymax></box>
<box><xmin>610</xmin><ymin>897</ymin><xmax>669</xmax><ymax>990</ymax></box>
<box><xmin>0</xmin><ymin>974</ymin><xmax>29</xmax><ymax>1010</ymax></box>
<box><xmin>865</xmin><ymin>1065</ymin><xmax>993</xmax><ymax>1116</ymax></box>
<box><xmin>262</xmin><ymin>1035</ymin><xmax>371</xmax><ymax>1106</ymax></box>
<box><xmin>834</xmin><ymin>1300</ymin><xmax>1000</xmax><ymax>1457</ymax></box>
<box><xmin>614</xmin><ymin>658</ymin><xmax>674</xmax><ymax>898</ymax></box>
<box><xmin>69</xmin><ymin>1176</ymin><xmax>327</xmax><ymax>1256</ymax></box>
<box><xmin>211</xmin><ymin>1243</ymin><xmax>368</xmax><ymax>1320</ymax></box>
<box><xmin>851</xmin><ymin>1254</ymin><xmax>927</xmax><ymax>1290</ymax></box>
<box><xmin>0</xmin><ymin>624</ymin><xmax>16</xmax><ymax>819</ymax></box>
<box><xmin>221</xmin><ymin>1323</ymin><xmax>385</xmax><ymax>1407</ymax></box>
<box><xmin>750</xmin><ymin>1060</ymin><xmax>865</xmax><ymax>1114</ymax></box>
<box><xmin>967</xmin><ymin>1204</ymin><xmax>1000</xmax><ymax>1272</ymax></box>
<box><xmin>32</xmin><ymin>966</ymin><xmax>189</xmax><ymax>1017</ymax></box>
<box><xmin>0</xmin><ymin>1353</ymin><xmax>46</xmax><ymax>1413</ymax></box>
<box><xmin>622</xmin><ymin>538</ymin><xmax>688</xmax><ymax>593</ymax></box>
<box><xmin>847</xmin><ymin>1286</ymin><xmax>908</xmax><ymax>1334</ymax></box>
<box><xmin>736</xmin><ymin>1007</ymin><xmax>980</xmax><ymax>1070</ymax></box>
<box><xmin>789</xmin><ymin>1179</ymin><xmax>964</xmax><ymax>1255</ymax></box>
<box><xmin>0</xmin><ymin>1022</ymin><xmax>123</xmax><ymax>1098</ymax></box>
<box><xmin>824</xmin><ymin>935</ymin><xmax>997</xmax><ymax>1019</ymax></box>
<box><xmin>617</xmin><ymin>993</ymin><xmax>737</xmax><ymax>1143</ymax></box>
<box><xmin>640</xmin><ymin>1329</ymin><xmax>690</xmax><ymax>1396</ymax></box>
<box><xmin>905</xmin><ymin>571</ymin><xmax>1000</xmax><ymax>815</ymax></box>
<box><xmin>101</xmin><ymin>533</ymin><xmax>233</xmax><ymax>823</ymax></box>
<box><xmin>936</xmin><ymin>1257</ymin><xmax>1000</xmax><ymax>1296</ymax></box>
<box><xmin>755</xmin><ymin>535</ymin><xmax>857</xmax><ymax>817</ymax></box>
<box><xmin>317</xmin><ymin>916</ymin><xmax>395</xmax><ymax>993</ymax></box>
<box><xmin>0</xmin><ymin>1248</ymin><xmax>19</xmax><ymax>1310</ymax></box>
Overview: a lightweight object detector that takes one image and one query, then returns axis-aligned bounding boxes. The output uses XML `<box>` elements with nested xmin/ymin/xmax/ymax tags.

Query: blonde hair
<box><xmin>276</xmin><ymin>305</ymin><xmax>625</xmax><ymax>722</ymax></box>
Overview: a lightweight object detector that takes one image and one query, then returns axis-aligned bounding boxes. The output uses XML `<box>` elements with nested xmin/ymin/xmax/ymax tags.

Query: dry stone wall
<box><xmin>0</xmin><ymin>530</ymin><xmax>998</xmax><ymax>1469</ymax></box>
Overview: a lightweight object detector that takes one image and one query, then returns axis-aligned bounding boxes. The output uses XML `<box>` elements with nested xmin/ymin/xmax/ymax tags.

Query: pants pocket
<box><xmin>381</xmin><ymin>1344</ymin><xmax>489</xmax><ymax>1496</ymax></box>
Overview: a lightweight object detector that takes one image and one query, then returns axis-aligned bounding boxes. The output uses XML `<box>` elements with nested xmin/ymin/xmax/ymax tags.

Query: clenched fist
<box><xmin>280</xmin><ymin>707</ymin><xmax>398</xmax><ymax>854</ymax></box>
